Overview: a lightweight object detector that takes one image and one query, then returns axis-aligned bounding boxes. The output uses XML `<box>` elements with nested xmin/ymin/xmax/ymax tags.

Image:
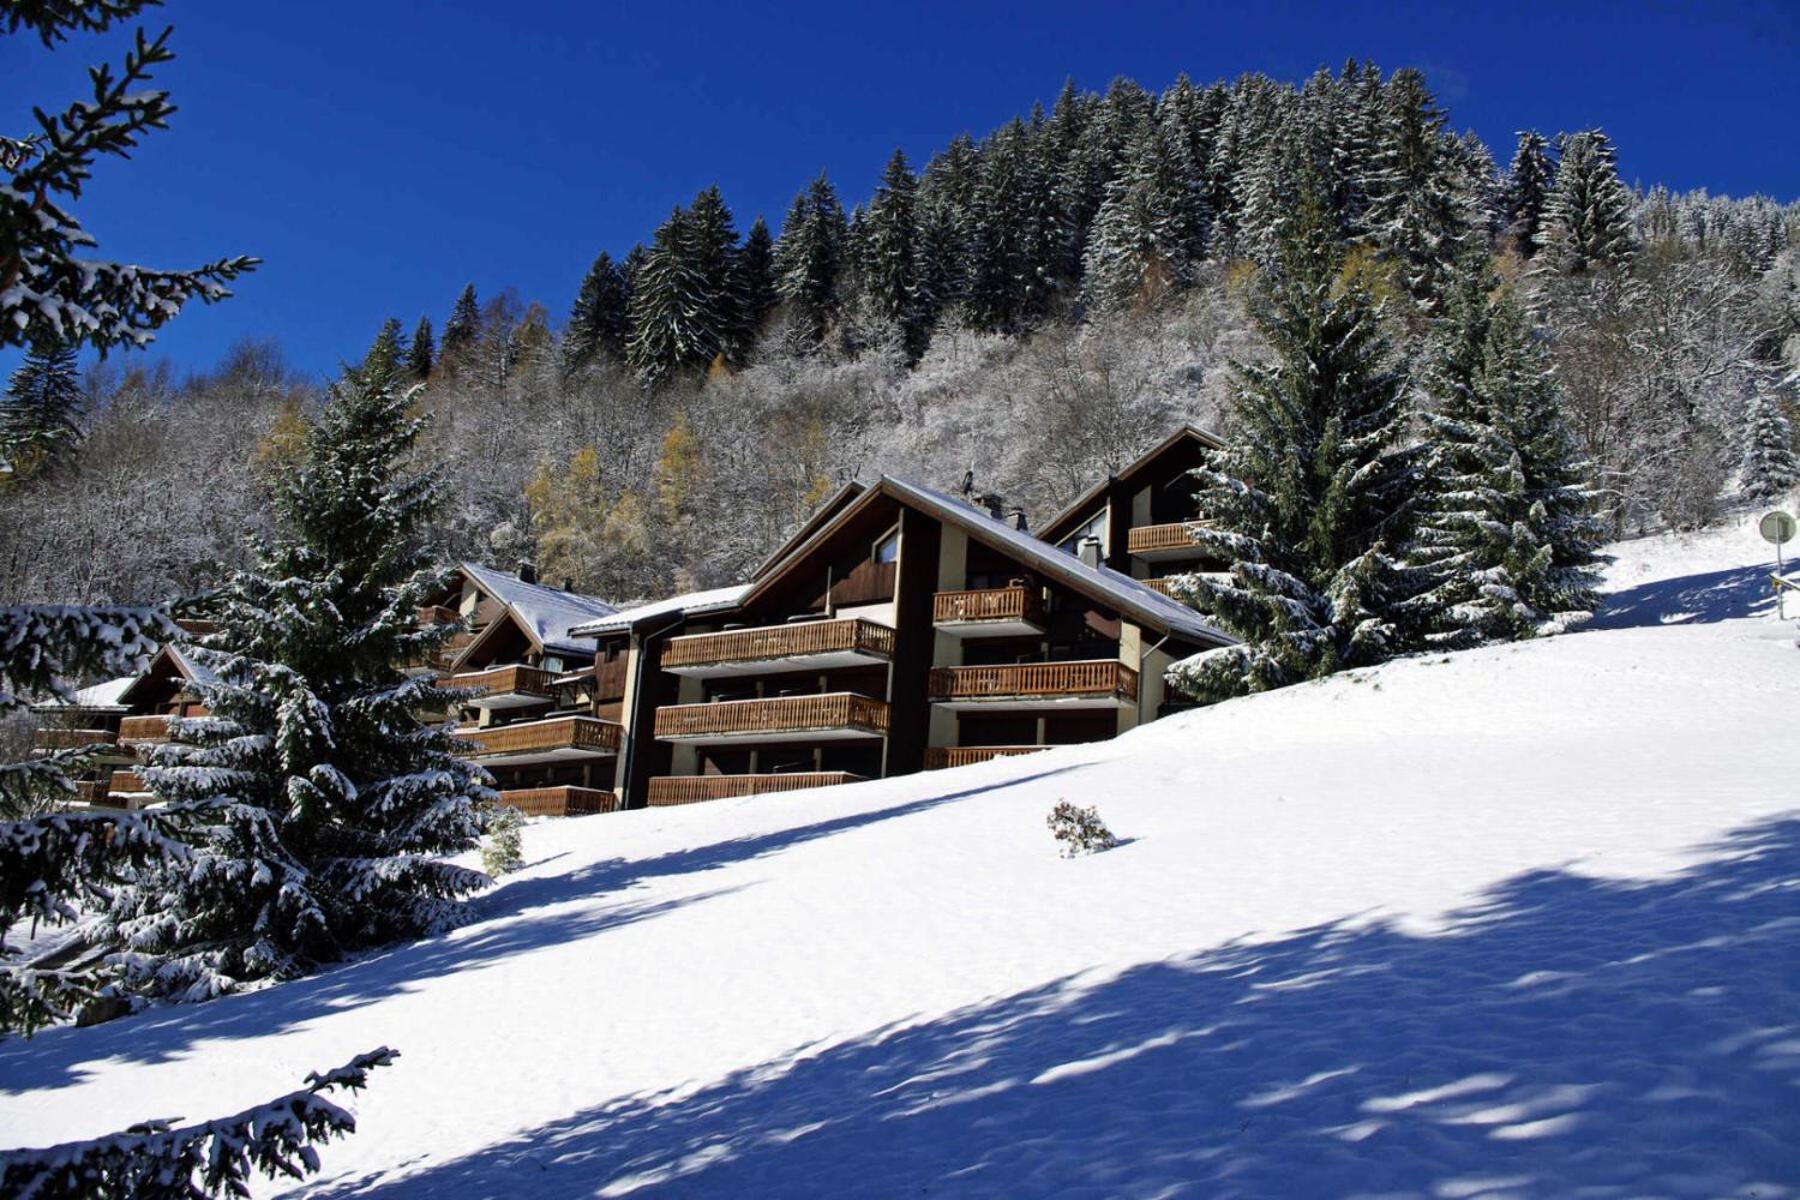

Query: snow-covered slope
<box><xmin>3</xmin><ymin>520</ymin><xmax>1796</xmax><ymax>1198</ymax></box>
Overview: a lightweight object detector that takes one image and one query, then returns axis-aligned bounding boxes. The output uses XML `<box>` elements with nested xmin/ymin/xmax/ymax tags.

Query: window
<box><xmin>1057</xmin><ymin>511</ymin><xmax>1107</xmax><ymax>557</ymax></box>
<box><xmin>873</xmin><ymin>528</ymin><xmax>900</xmax><ymax>564</ymax></box>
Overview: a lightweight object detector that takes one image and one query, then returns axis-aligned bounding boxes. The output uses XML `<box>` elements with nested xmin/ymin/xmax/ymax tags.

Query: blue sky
<box><xmin>5</xmin><ymin>0</ymin><xmax>1797</xmax><ymax>381</ymax></box>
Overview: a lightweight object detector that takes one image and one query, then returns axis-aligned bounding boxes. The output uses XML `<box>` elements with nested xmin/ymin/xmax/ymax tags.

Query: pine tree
<box><xmin>1414</xmin><ymin>254</ymin><xmax>1607</xmax><ymax>642</ymax></box>
<box><xmin>686</xmin><ymin>184</ymin><xmax>746</xmax><ymax>366</ymax></box>
<box><xmin>1742</xmin><ymin>385</ymin><xmax>1799</xmax><ymax>501</ymax></box>
<box><xmin>565</xmin><ymin>251</ymin><xmax>630</xmax><ymax>370</ymax></box>
<box><xmin>404</xmin><ymin>316</ymin><xmax>434</xmax><ymax>381</ymax></box>
<box><xmin>861</xmin><ymin>149</ymin><xmax>929</xmax><ymax>359</ymax></box>
<box><xmin>2</xmin><ymin>8</ymin><xmax>256</xmax><ymax>352</ymax></box>
<box><xmin>966</xmin><ymin>119</ymin><xmax>1059</xmax><ymax>333</ymax></box>
<box><xmin>625</xmin><ymin>194</ymin><xmax>742</xmax><ymax>385</ymax></box>
<box><xmin>772</xmin><ymin>174</ymin><xmax>848</xmax><ymax>349</ymax></box>
<box><xmin>441</xmin><ymin>283</ymin><xmax>482</xmax><ymax>363</ymax></box>
<box><xmin>1165</xmin><ymin>180</ymin><xmax>1430</xmax><ymax>702</ymax></box>
<box><xmin>1361</xmin><ymin>67</ymin><xmax>1468</xmax><ymax>310</ymax></box>
<box><xmin>917</xmin><ymin>134</ymin><xmax>981</xmax><ymax>313</ymax></box>
<box><xmin>1503</xmin><ymin>131</ymin><xmax>1556</xmax><ymax>259</ymax></box>
<box><xmin>1080</xmin><ymin>121</ymin><xmax>1203</xmax><ymax>313</ymax></box>
<box><xmin>95</xmin><ymin>328</ymin><xmax>490</xmax><ymax>1002</ymax></box>
<box><xmin>1534</xmin><ymin>130</ymin><xmax>1634</xmax><ymax>274</ymax></box>
<box><xmin>1</xmin><ymin>342</ymin><xmax>83</xmax><ymax>476</ymax></box>
<box><xmin>733</xmin><ymin>216</ymin><xmax>778</xmax><ymax>352</ymax></box>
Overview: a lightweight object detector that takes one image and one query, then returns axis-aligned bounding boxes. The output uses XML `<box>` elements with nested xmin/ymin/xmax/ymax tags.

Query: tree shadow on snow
<box><xmin>1592</xmin><ymin>563</ymin><xmax>1776</xmax><ymax>629</ymax></box>
<box><xmin>304</xmin><ymin>815</ymin><xmax>1800</xmax><ymax>1200</ymax></box>
<box><xmin>0</xmin><ymin>765</ymin><xmax>1087</xmax><ymax>1095</ymax></box>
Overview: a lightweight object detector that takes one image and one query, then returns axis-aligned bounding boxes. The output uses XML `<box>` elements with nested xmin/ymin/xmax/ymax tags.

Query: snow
<box><xmin>568</xmin><ymin>586</ymin><xmax>750</xmax><ymax>638</ymax></box>
<box><xmin>29</xmin><ymin>673</ymin><xmax>136</xmax><ymax>714</ymax></box>
<box><xmin>457</xmin><ymin>563</ymin><xmax>617</xmax><ymax>657</ymax></box>
<box><xmin>2</xmin><ymin>522</ymin><xmax>1796</xmax><ymax>1197</ymax></box>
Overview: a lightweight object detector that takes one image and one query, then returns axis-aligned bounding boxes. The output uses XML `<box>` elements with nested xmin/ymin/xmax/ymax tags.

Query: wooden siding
<box><xmin>497</xmin><ymin>785</ymin><xmax>618</xmax><ymax>817</ymax></box>
<box><xmin>32</xmin><ymin>728</ymin><xmax>116</xmax><ymax>752</ymax></box>
<box><xmin>456</xmin><ymin>716</ymin><xmax>622</xmax><ymax>758</ymax></box>
<box><xmin>647</xmin><ymin>772</ymin><xmax>865</xmax><ymax>806</ymax></box>
<box><xmin>932</xmin><ymin>586</ymin><xmax>1044</xmax><ymax>626</ymax></box>
<box><xmin>927</xmin><ymin>660</ymin><xmax>1139</xmax><ymax>703</ymax></box>
<box><xmin>923</xmin><ymin>745</ymin><xmax>1052</xmax><ymax>770</ymax></box>
<box><xmin>663</xmin><ymin>618</ymin><xmax>895</xmax><ymax>672</ymax></box>
<box><xmin>654</xmin><ymin>693</ymin><xmax>890</xmax><ymax>740</ymax></box>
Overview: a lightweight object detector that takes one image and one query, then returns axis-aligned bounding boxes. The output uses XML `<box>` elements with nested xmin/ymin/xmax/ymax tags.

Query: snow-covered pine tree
<box><xmin>1164</xmin><ymin>178</ymin><xmax>1430</xmax><ymax>702</ymax></box>
<box><xmin>686</xmin><ymin>184</ymin><xmax>746</xmax><ymax>366</ymax></box>
<box><xmin>95</xmin><ymin>329</ymin><xmax>490</xmax><ymax>1003</ymax></box>
<box><xmin>565</xmin><ymin>251</ymin><xmax>631</xmax><ymax>370</ymax></box>
<box><xmin>1081</xmin><ymin>121</ymin><xmax>1203</xmax><ymax>313</ymax></box>
<box><xmin>861</xmin><ymin>149</ymin><xmax>929</xmax><ymax>360</ymax></box>
<box><xmin>0</xmin><ymin>1047</ymin><xmax>395</xmax><ymax>1197</ymax></box>
<box><xmin>440</xmin><ymin>283</ymin><xmax>482</xmax><ymax>367</ymax></box>
<box><xmin>1360</xmin><ymin>67</ymin><xmax>1468</xmax><ymax>311</ymax></box>
<box><xmin>404</xmin><ymin>316</ymin><xmax>434</xmax><ymax>382</ymax></box>
<box><xmin>1503</xmin><ymin>130</ymin><xmax>1556</xmax><ymax>259</ymax></box>
<box><xmin>1741</xmin><ymin>384</ymin><xmax>1799</xmax><ymax>501</ymax></box>
<box><xmin>1534</xmin><ymin>130</ymin><xmax>1635</xmax><ymax>275</ymax></box>
<box><xmin>2</xmin><ymin>6</ymin><xmax>256</xmax><ymax>352</ymax></box>
<box><xmin>626</xmin><ymin>206</ymin><xmax>699</xmax><ymax>387</ymax></box>
<box><xmin>772</xmin><ymin>174</ymin><xmax>848</xmax><ymax>350</ymax></box>
<box><xmin>1414</xmin><ymin>253</ymin><xmax>1607</xmax><ymax>642</ymax></box>
<box><xmin>967</xmin><ymin>118</ymin><xmax>1060</xmax><ymax>333</ymax></box>
<box><xmin>1</xmin><ymin>341</ymin><xmax>83</xmax><ymax>477</ymax></box>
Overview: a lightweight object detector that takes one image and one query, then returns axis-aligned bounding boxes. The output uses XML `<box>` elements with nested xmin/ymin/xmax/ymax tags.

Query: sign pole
<box><xmin>1761</xmin><ymin>510</ymin><xmax>1796</xmax><ymax>621</ymax></box>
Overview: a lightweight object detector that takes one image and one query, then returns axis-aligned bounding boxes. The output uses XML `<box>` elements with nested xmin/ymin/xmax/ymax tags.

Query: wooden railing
<box><xmin>923</xmin><ymin>745</ymin><xmax>1052</xmax><ymax>770</ymax></box>
<box><xmin>456</xmin><ymin>716</ymin><xmax>622</xmax><ymax>758</ymax></box>
<box><xmin>647</xmin><ymin>772</ymin><xmax>866</xmax><ymax>806</ymax></box>
<box><xmin>932</xmin><ymin>586</ymin><xmax>1044</xmax><ymax>627</ymax></box>
<box><xmin>118</xmin><ymin>714</ymin><xmax>175</xmax><ymax>745</ymax></box>
<box><xmin>654</xmin><ymin>692</ymin><xmax>890</xmax><ymax>740</ymax></box>
<box><xmin>108</xmin><ymin>769</ymin><xmax>148</xmax><ymax>795</ymax></box>
<box><xmin>32</xmin><ymin>728</ymin><xmax>116</xmax><ymax>752</ymax></box>
<box><xmin>928</xmin><ymin>660</ymin><xmax>1138</xmax><ymax>703</ymax></box>
<box><xmin>1127</xmin><ymin>522</ymin><xmax>1206</xmax><ymax>556</ymax></box>
<box><xmin>497</xmin><ymin>785</ymin><xmax>618</xmax><ymax>817</ymax></box>
<box><xmin>417</xmin><ymin>604</ymin><xmax>462</xmax><ymax>626</ymax></box>
<box><xmin>663</xmin><ymin>618</ymin><xmax>895</xmax><ymax>672</ymax></box>
<box><xmin>1140</xmin><ymin>577</ymin><xmax>1181</xmax><ymax>597</ymax></box>
<box><xmin>438</xmin><ymin>664</ymin><xmax>556</xmax><ymax>703</ymax></box>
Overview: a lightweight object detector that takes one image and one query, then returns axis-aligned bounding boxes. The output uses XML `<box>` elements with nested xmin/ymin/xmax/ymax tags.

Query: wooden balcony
<box><xmin>417</xmin><ymin>604</ymin><xmax>462</xmax><ymax>626</ymax></box>
<box><xmin>1127</xmin><ymin>521</ymin><xmax>1208</xmax><ymax>562</ymax></box>
<box><xmin>932</xmin><ymin>586</ymin><xmax>1046</xmax><ymax>638</ymax></box>
<box><xmin>439</xmin><ymin>664</ymin><xmax>557</xmax><ymax>709</ymax></box>
<box><xmin>497</xmin><ymin>785</ymin><xmax>618</xmax><ymax>817</ymax></box>
<box><xmin>32</xmin><ymin>728</ymin><xmax>131</xmax><ymax>761</ymax></box>
<box><xmin>923</xmin><ymin>745</ymin><xmax>1053</xmax><ymax>770</ymax></box>
<box><xmin>927</xmin><ymin>660</ymin><xmax>1139</xmax><ymax>711</ymax></box>
<box><xmin>647</xmin><ymin>772</ymin><xmax>866</xmax><ymax>806</ymax></box>
<box><xmin>118</xmin><ymin>714</ymin><xmax>175</xmax><ymax>749</ymax></box>
<box><xmin>655</xmin><ymin>692</ymin><xmax>890</xmax><ymax>744</ymax></box>
<box><xmin>456</xmin><ymin>715</ymin><xmax>622</xmax><ymax>764</ymax></box>
<box><xmin>108</xmin><ymin>769</ymin><xmax>150</xmax><ymax>797</ymax></box>
<box><xmin>661</xmin><ymin>618</ymin><xmax>895</xmax><ymax>678</ymax></box>
<box><xmin>1140</xmin><ymin>577</ymin><xmax>1180</xmax><ymax>597</ymax></box>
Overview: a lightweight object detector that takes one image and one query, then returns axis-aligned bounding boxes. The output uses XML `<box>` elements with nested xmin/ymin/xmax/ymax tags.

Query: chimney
<box><xmin>516</xmin><ymin>560</ymin><xmax>538</xmax><ymax>585</ymax></box>
<box><xmin>1009</xmin><ymin>507</ymin><xmax>1030</xmax><ymax>533</ymax></box>
<box><xmin>561</xmin><ymin>576</ymin><xmax>575</xmax><ymax>593</ymax></box>
<box><xmin>979</xmin><ymin>492</ymin><xmax>1005</xmax><ymax>520</ymax></box>
<box><xmin>1078</xmin><ymin>537</ymin><xmax>1102</xmax><ymax>570</ymax></box>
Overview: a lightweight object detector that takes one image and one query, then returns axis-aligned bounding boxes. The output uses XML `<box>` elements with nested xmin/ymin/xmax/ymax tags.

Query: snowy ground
<box><xmin>3</xmin><ymin>517</ymin><xmax>1797</xmax><ymax>1198</ymax></box>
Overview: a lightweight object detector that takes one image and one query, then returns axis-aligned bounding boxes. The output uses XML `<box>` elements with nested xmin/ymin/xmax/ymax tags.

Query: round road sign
<box><xmin>1761</xmin><ymin>510</ymin><xmax>1797</xmax><ymax>545</ymax></box>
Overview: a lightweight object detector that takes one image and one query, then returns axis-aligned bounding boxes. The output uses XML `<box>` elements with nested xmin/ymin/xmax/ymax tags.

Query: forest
<box><xmin>4</xmin><ymin>63</ymin><xmax>1797</xmax><ymax>612</ymax></box>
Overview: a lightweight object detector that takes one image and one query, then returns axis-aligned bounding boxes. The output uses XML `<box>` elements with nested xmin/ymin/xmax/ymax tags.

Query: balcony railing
<box><xmin>32</xmin><ymin>728</ymin><xmax>118</xmax><ymax>753</ymax></box>
<box><xmin>1126</xmin><ymin>522</ymin><xmax>1208</xmax><ymax>560</ymax></box>
<box><xmin>456</xmin><ymin>715</ymin><xmax>622</xmax><ymax>760</ymax></box>
<box><xmin>108</xmin><ymin>769</ymin><xmax>149</xmax><ymax>796</ymax></box>
<box><xmin>932</xmin><ymin>586</ymin><xmax>1045</xmax><ymax>632</ymax></box>
<box><xmin>498</xmin><ymin>785</ymin><xmax>618</xmax><ymax>817</ymax></box>
<box><xmin>438</xmin><ymin>664</ymin><xmax>557</xmax><ymax>707</ymax></box>
<box><xmin>118</xmin><ymin>714</ymin><xmax>175</xmax><ymax>748</ymax></box>
<box><xmin>923</xmin><ymin>745</ymin><xmax>1053</xmax><ymax>770</ymax></box>
<box><xmin>655</xmin><ymin>692</ymin><xmax>890</xmax><ymax>742</ymax></box>
<box><xmin>662</xmin><ymin>618</ymin><xmax>895</xmax><ymax>676</ymax></box>
<box><xmin>417</xmin><ymin>604</ymin><xmax>462</xmax><ymax>626</ymax></box>
<box><xmin>647</xmin><ymin>772</ymin><xmax>866</xmax><ymax>806</ymax></box>
<box><xmin>927</xmin><ymin>660</ymin><xmax>1138</xmax><ymax>706</ymax></box>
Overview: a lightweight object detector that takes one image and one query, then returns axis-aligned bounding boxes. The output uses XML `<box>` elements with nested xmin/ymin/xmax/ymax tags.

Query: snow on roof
<box><xmin>880</xmin><ymin>476</ymin><xmax>1233</xmax><ymax>647</ymax></box>
<box><xmin>31</xmin><ymin>673</ymin><xmax>138</xmax><ymax>713</ymax></box>
<box><xmin>461</xmin><ymin>563</ymin><xmax>618</xmax><ymax>656</ymax></box>
<box><xmin>569</xmin><ymin>585</ymin><xmax>748</xmax><ymax>638</ymax></box>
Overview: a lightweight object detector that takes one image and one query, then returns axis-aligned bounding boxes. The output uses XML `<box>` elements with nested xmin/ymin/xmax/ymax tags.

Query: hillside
<box><xmin>1</xmin><ymin>516</ymin><xmax>1795</xmax><ymax>1197</ymax></box>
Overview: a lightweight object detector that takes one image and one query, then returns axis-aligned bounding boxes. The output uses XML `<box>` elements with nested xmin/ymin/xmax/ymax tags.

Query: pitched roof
<box><xmin>878</xmin><ymin>477</ymin><xmax>1231</xmax><ymax>647</ymax></box>
<box><xmin>459</xmin><ymin>563</ymin><xmax>617</xmax><ymax>657</ymax></box>
<box><xmin>1038</xmin><ymin>423</ymin><xmax>1225</xmax><ymax>545</ymax></box>
<box><xmin>568</xmin><ymin>585</ymin><xmax>748</xmax><ymax>638</ymax></box>
<box><xmin>30</xmin><ymin>673</ymin><xmax>137</xmax><ymax>714</ymax></box>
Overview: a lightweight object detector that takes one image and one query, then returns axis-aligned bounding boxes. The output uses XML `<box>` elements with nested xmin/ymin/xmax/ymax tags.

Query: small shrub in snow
<box><xmin>481</xmin><ymin>803</ymin><xmax>525</xmax><ymax>878</ymax></box>
<box><xmin>1047</xmin><ymin>801</ymin><xmax>1118</xmax><ymax>858</ymax></box>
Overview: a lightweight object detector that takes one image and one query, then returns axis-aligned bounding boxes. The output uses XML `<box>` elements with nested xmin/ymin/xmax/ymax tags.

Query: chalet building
<box><xmin>37</xmin><ymin>424</ymin><xmax>1231</xmax><ymax>818</ymax></box>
